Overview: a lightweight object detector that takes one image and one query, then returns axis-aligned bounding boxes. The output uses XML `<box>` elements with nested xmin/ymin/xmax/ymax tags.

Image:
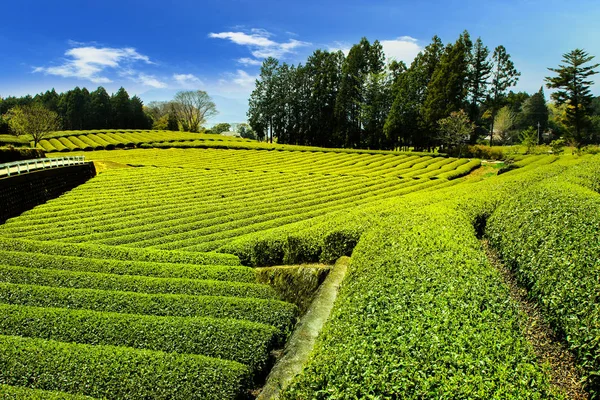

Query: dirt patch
<box><xmin>482</xmin><ymin>240</ymin><xmax>588</xmax><ymax>400</ymax></box>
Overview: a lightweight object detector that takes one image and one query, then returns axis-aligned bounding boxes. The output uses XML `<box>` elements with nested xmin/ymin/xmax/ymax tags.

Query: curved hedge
<box><xmin>0</xmin><ymin>250</ymin><xmax>255</xmax><ymax>282</ymax></box>
<box><xmin>487</xmin><ymin>179</ymin><xmax>600</xmax><ymax>397</ymax></box>
<box><xmin>281</xmin><ymin>206</ymin><xmax>559</xmax><ymax>399</ymax></box>
<box><xmin>0</xmin><ymin>385</ymin><xmax>95</xmax><ymax>399</ymax></box>
<box><xmin>0</xmin><ymin>335</ymin><xmax>251</xmax><ymax>400</ymax></box>
<box><xmin>0</xmin><ymin>237</ymin><xmax>240</xmax><ymax>265</ymax></box>
<box><xmin>0</xmin><ymin>282</ymin><xmax>297</xmax><ymax>334</ymax></box>
<box><xmin>0</xmin><ymin>265</ymin><xmax>275</xmax><ymax>299</ymax></box>
<box><xmin>0</xmin><ymin>304</ymin><xmax>278</xmax><ymax>371</ymax></box>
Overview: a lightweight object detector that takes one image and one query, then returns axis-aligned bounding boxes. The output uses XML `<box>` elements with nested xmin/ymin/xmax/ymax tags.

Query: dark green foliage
<box><xmin>487</xmin><ymin>166</ymin><xmax>600</xmax><ymax>397</ymax></box>
<box><xmin>0</xmin><ymin>335</ymin><xmax>251</xmax><ymax>399</ymax></box>
<box><xmin>0</xmin><ymin>304</ymin><xmax>278</xmax><ymax>371</ymax></box>
<box><xmin>0</xmin><ymin>147</ymin><xmax>45</xmax><ymax>163</ymax></box>
<box><xmin>546</xmin><ymin>49</ymin><xmax>599</xmax><ymax>144</ymax></box>
<box><xmin>256</xmin><ymin>266</ymin><xmax>330</xmax><ymax>314</ymax></box>
<box><xmin>0</xmin><ymin>282</ymin><xmax>298</xmax><ymax>333</ymax></box>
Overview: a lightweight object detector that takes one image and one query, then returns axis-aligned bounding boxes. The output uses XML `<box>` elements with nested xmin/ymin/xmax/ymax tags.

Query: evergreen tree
<box><xmin>489</xmin><ymin>45</ymin><xmax>520</xmax><ymax>145</ymax></box>
<box><xmin>111</xmin><ymin>87</ymin><xmax>131</xmax><ymax>129</ymax></box>
<box><xmin>167</xmin><ymin>106</ymin><xmax>179</xmax><ymax>131</ymax></box>
<box><xmin>248</xmin><ymin>57</ymin><xmax>279</xmax><ymax>143</ymax></box>
<box><xmin>130</xmin><ymin>95</ymin><xmax>149</xmax><ymax>129</ymax></box>
<box><xmin>519</xmin><ymin>87</ymin><xmax>549</xmax><ymax>137</ymax></box>
<box><xmin>335</xmin><ymin>38</ymin><xmax>372</xmax><ymax>147</ymax></box>
<box><xmin>467</xmin><ymin>37</ymin><xmax>492</xmax><ymax>142</ymax></box>
<box><xmin>423</xmin><ymin>31</ymin><xmax>472</xmax><ymax>148</ymax></box>
<box><xmin>90</xmin><ymin>87</ymin><xmax>111</xmax><ymax>128</ymax></box>
<box><xmin>545</xmin><ymin>48</ymin><xmax>599</xmax><ymax>144</ymax></box>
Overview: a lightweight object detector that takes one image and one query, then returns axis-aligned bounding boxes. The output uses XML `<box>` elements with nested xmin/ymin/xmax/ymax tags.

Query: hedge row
<box><xmin>0</xmin><ymin>147</ymin><xmax>46</xmax><ymax>163</ymax></box>
<box><xmin>281</xmin><ymin>204</ymin><xmax>559</xmax><ymax>399</ymax></box>
<box><xmin>0</xmin><ymin>250</ymin><xmax>255</xmax><ymax>282</ymax></box>
<box><xmin>0</xmin><ymin>335</ymin><xmax>251</xmax><ymax>399</ymax></box>
<box><xmin>0</xmin><ymin>282</ymin><xmax>297</xmax><ymax>334</ymax></box>
<box><xmin>0</xmin><ymin>237</ymin><xmax>240</xmax><ymax>265</ymax></box>
<box><xmin>486</xmin><ymin>177</ymin><xmax>600</xmax><ymax>397</ymax></box>
<box><xmin>0</xmin><ymin>265</ymin><xmax>275</xmax><ymax>299</ymax></box>
<box><xmin>0</xmin><ymin>303</ymin><xmax>278</xmax><ymax>371</ymax></box>
<box><xmin>0</xmin><ymin>385</ymin><xmax>95</xmax><ymax>399</ymax></box>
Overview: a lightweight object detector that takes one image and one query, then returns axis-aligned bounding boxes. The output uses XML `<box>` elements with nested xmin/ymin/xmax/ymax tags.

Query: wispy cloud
<box><xmin>219</xmin><ymin>70</ymin><xmax>258</xmax><ymax>88</ymax></box>
<box><xmin>33</xmin><ymin>45</ymin><xmax>153</xmax><ymax>84</ymax></box>
<box><xmin>173</xmin><ymin>73</ymin><xmax>204</xmax><ymax>88</ymax></box>
<box><xmin>136</xmin><ymin>73</ymin><xmax>167</xmax><ymax>88</ymax></box>
<box><xmin>237</xmin><ymin>57</ymin><xmax>263</xmax><ymax>66</ymax></box>
<box><xmin>209</xmin><ymin>29</ymin><xmax>311</xmax><ymax>60</ymax></box>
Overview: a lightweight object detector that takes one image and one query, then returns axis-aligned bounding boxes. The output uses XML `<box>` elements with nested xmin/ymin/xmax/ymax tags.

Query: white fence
<box><xmin>0</xmin><ymin>156</ymin><xmax>86</xmax><ymax>178</ymax></box>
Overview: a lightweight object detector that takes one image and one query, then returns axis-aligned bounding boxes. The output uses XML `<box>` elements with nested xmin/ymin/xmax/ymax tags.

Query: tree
<box><xmin>237</xmin><ymin>123</ymin><xmax>256</xmax><ymax>139</ymax></box>
<box><xmin>489</xmin><ymin>45</ymin><xmax>520</xmax><ymax>145</ymax></box>
<box><xmin>467</xmin><ymin>37</ymin><xmax>492</xmax><ymax>142</ymax></box>
<box><xmin>90</xmin><ymin>87</ymin><xmax>111</xmax><ymax>129</ymax></box>
<box><xmin>519</xmin><ymin>87</ymin><xmax>549</xmax><ymax>137</ymax></box>
<box><xmin>493</xmin><ymin>106</ymin><xmax>516</xmax><ymax>144</ymax></box>
<box><xmin>519</xmin><ymin>126</ymin><xmax>538</xmax><ymax>153</ymax></box>
<box><xmin>111</xmin><ymin>87</ymin><xmax>132</xmax><ymax>129</ymax></box>
<box><xmin>167</xmin><ymin>107</ymin><xmax>179</xmax><ymax>131</ymax></box>
<box><xmin>437</xmin><ymin>109</ymin><xmax>474</xmax><ymax>155</ymax></box>
<box><xmin>545</xmin><ymin>48</ymin><xmax>599</xmax><ymax>145</ymax></box>
<box><xmin>7</xmin><ymin>103</ymin><xmax>60</xmax><ymax>147</ymax></box>
<box><xmin>423</xmin><ymin>31</ymin><xmax>472</xmax><ymax>147</ymax></box>
<box><xmin>210</xmin><ymin>123</ymin><xmax>231</xmax><ymax>134</ymax></box>
<box><xmin>248</xmin><ymin>58</ymin><xmax>279</xmax><ymax>143</ymax></box>
<box><xmin>173</xmin><ymin>90</ymin><xmax>218</xmax><ymax>133</ymax></box>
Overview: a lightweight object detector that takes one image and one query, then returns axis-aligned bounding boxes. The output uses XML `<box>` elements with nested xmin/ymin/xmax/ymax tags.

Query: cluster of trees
<box><xmin>0</xmin><ymin>88</ymin><xmax>219</xmax><ymax>138</ymax></box>
<box><xmin>0</xmin><ymin>87</ymin><xmax>152</xmax><ymax>133</ymax></box>
<box><xmin>248</xmin><ymin>32</ymin><xmax>600</xmax><ymax>150</ymax></box>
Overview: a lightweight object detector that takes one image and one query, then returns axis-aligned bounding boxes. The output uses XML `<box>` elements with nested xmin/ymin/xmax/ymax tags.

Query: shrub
<box><xmin>0</xmin><ymin>385</ymin><xmax>95</xmax><ymax>399</ymax></box>
<box><xmin>0</xmin><ymin>147</ymin><xmax>46</xmax><ymax>163</ymax></box>
<box><xmin>0</xmin><ymin>303</ymin><xmax>278</xmax><ymax>372</ymax></box>
<box><xmin>0</xmin><ymin>335</ymin><xmax>251</xmax><ymax>400</ymax></box>
<box><xmin>0</xmin><ymin>282</ymin><xmax>297</xmax><ymax>334</ymax></box>
<box><xmin>487</xmin><ymin>178</ymin><xmax>600</xmax><ymax>396</ymax></box>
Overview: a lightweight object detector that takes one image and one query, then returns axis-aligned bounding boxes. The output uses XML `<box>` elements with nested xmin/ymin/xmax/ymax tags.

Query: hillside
<box><xmin>0</xmin><ymin>143</ymin><xmax>598</xmax><ymax>399</ymax></box>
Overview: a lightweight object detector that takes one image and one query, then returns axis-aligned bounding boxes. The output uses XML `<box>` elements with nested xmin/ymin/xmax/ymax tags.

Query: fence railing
<box><xmin>0</xmin><ymin>156</ymin><xmax>86</xmax><ymax>178</ymax></box>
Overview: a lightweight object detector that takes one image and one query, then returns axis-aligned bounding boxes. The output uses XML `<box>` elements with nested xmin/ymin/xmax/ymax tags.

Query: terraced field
<box><xmin>1</xmin><ymin>142</ymin><xmax>599</xmax><ymax>399</ymax></box>
<box><xmin>29</xmin><ymin>130</ymin><xmax>254</xmax><ymax>152</ymax></box>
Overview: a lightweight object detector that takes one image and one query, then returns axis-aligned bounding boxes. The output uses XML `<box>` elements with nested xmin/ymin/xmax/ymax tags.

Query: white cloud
<box><xmin>219</xmin><ymin>70</ymin><xmax>257</xmax><ymax>89</ymax></box>
<box><xmin>173</xmin><ymin>73</ymin><xmax>204</xmax><ymax>88</ymax></box>
<box><xmin>380</xmin><ymin>36</ymin><xmax>422</xmax><ymax>65</ymax></box>
<box><xmin>328</xmin><ymin>36</ymin><xmax>422</xmax><ymax>66</ymax></box>
<box><xmin>237</xmin><ymin>57</ymin><xmax>263</xmax><ymax>66</ymax></box>
<box><xmin>33</xmin><ymin>45</ymin><xmax>153</xmax><ymax>84</ymax></box>
<box><xmin>136</xmin><ymin>73</ymin><xmax>167</xmax><ymax>88</ymax></box>
<box><xmin>209</xmin><ymin>29</ymin><xmax>311</xmax><ymax>60</ymax></box>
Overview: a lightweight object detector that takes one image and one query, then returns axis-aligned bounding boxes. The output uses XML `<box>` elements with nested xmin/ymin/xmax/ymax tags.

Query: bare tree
<box><xmin>172</xmin><ymin>91</ymin><xmax>218</xmax><ymax>132</ymax></box>
<box><xmin>7</xmin><ymin>103</ymin><xmax>61</xmax><ymax>147</ymax></box>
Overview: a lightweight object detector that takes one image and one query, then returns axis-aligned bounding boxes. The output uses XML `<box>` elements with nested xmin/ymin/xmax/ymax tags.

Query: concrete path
<box><xmin>257</xmin><ymin>256</ymin><xmax>350</xmax><ymax>400</ymax></box>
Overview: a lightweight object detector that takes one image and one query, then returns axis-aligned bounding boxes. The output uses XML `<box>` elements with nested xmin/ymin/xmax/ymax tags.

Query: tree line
<box><xmin>248</xmin><ymin>31</ymin><xmax>600</xmax><ymax>150</ymax></box>
<box><xmin>0</xmin><ymin>88</ymin><xmax>219</xmax><ymax>136</ymax></box>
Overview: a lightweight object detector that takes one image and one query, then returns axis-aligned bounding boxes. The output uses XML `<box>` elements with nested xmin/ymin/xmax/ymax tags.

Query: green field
<box><xmin>0</xmin><ymin>136</ymin><xmax>599</xmax><ymax>399</ymax></box>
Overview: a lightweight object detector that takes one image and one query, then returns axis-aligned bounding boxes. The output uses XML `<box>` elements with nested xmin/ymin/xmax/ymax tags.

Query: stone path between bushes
<box><xmin>256</xmin><ymin>256</ymin><xmax>350</xmax><ymax>400</ymax></box>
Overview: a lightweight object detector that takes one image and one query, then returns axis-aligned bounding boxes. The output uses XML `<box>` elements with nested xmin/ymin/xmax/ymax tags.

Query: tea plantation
<box><xmin>0</xmin><ymin>140</ymin><xmax>599</xmax><ymax>399</ymax></box>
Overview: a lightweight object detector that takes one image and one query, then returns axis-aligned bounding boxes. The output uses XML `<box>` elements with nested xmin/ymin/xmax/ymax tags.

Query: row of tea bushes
<box><xmin>487</xmin><ymin>162</ymin><xmax>600</xmax><ymax>397</ymax></box>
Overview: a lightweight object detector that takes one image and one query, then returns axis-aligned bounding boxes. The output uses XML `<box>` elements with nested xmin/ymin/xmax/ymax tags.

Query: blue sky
<box><xmin>1</xmin><ymin>0</ymin><xmax>599</xmax><ymax>124</ymax></box>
